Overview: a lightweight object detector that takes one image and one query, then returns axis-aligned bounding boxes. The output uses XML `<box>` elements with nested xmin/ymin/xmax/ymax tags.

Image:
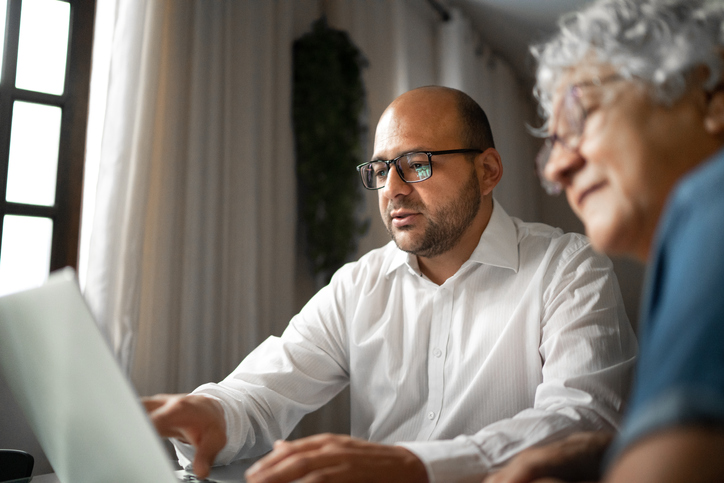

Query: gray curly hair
<box><xmin>532</xmin><ymin>0</ymin><xmax>724</xmax><ymax>121</ymax></box>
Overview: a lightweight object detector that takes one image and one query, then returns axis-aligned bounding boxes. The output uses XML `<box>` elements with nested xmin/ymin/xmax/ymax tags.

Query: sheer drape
<box><xmin>80</xmin><ymin>0</ymin><xmax>539</xmax><ymax>433</ymax></box>
<box><xmin>81</xmin><ymin>0</ymin><xmax>313</xmax><ymax>395</ymax></box>
<box><xmin>82</xmin><ymin>0</ymin><xmax>166</xmax><ymax>376</ymax></box>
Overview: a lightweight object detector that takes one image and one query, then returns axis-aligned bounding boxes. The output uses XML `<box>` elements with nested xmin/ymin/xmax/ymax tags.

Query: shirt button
<box><xmin>427</xmin><ymin>411</ymin><xmax>435</xmax><ymax>420</ymax></box>
<box><xmin>433</xmin><ymin>348</ymin><xmax>442</xmax><ymax>358</ymax></box>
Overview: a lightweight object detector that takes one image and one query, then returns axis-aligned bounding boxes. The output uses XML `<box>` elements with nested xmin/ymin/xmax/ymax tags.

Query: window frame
<box><xmin>0</xmin><ymin>0</ymin><xmax>95</xmax><ymax>273</ymax></box>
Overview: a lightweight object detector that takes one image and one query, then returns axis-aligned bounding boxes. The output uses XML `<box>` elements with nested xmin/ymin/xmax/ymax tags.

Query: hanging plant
<box><xmin>293</xmin><ymin>17</ymin><xmax>369</xmax><ymax>282</ymax></box>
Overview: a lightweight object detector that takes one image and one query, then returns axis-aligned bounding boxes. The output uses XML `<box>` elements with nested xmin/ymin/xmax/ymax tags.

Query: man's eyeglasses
<box><xmin>356</xmin><ymin>149</ymin><xmax>482</xmax><ymax>190</ymax></box>
<box><xmin>536</xmin><ymin>75</ymin><xmax>622</xmax><ymax>195</ymax></box>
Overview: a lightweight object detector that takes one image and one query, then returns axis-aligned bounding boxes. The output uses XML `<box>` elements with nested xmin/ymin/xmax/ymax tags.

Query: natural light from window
<box><xmin>0</xmin><ymin>215</ymin><xmax>53</xmax><ymax>296</ymax></box>
<box><xmin>79</xmin><ymin>0</ymin><xmax>113</xmax><ymax>290</ymax></box>
<box><xmin>0</xmin><ymin>0</ymin><xmax>7</xmax><ymax>84</ymax></box>
<box><xmin>6</xmin><ymin>101</ymin><xmax>62</xmax><ymax>206</ymax></box>
<box><xmin>15</xmin><ymin>0</ymin><xmax>70</xmax><ymax>95</ymax></box>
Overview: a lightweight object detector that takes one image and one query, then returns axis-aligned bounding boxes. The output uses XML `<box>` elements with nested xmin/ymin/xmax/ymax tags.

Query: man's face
<box><xmin>373</xmin><ymin>93</ymin><xmax>483</xmax><ymax>259</ymax></box>
<box><xmin>543</xmin><ymin>66</ymin><xmax>716</xmax><ymax>260</ymax></box>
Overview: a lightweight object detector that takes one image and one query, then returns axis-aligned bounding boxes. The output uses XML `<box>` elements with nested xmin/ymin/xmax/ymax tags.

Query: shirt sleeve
<box><xmin>605</xmin><ymin>182</ymin><xmax>724</xmax><ymax>464</ymax></box>
<box><xmin>173</xmin><ymin>275</ymin><xmax>352</xmax><ymax>466</ymax></box>
<box><xmin>400</xmin><ymin>241</ymin><xmax>638</xmax><ymax>483</ymax></box>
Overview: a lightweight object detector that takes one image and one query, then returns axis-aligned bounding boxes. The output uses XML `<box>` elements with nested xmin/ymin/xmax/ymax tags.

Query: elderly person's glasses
<box><xmin>357</xmin><ymin>149</ymin><xmax>482</xmax><ymax>190</ymax></box>
<box><xmin>536</xmin><ymin>75</ymin><xmax>622</xmax><ymax>195</ymax></box>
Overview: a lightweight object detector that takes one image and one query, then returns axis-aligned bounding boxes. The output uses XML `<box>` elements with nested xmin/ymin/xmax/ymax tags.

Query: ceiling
<box><xmin>448</xmin><ymin>0</ymin><xmax>594</xmax><ymax>86</ymax></box>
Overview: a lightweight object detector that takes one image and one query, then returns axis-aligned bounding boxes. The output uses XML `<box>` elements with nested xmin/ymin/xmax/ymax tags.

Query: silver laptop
<box><xmin>0</xmin><ymin>268</ymin><xmax>251</xmax><ymax>483</ymax></box>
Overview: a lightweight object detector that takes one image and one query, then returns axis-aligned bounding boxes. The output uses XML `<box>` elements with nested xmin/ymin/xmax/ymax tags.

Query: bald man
<box><xmin>144</xmin><ymin>87</ymin><xmax>636</xmax><ymax>483</ymax></box>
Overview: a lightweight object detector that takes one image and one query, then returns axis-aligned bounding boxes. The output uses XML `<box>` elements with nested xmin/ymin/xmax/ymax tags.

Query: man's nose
<box><xmin>382</xmin><ymin>163</ymin><xmax>412</xmax><ymax>198</ymax></box>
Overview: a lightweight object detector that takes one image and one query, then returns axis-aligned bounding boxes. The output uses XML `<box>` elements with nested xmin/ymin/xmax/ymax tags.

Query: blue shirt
<box><xmin>608</xmin><ymin>147</ymin><xmax>724</xmax><ymax>462</ymax></box>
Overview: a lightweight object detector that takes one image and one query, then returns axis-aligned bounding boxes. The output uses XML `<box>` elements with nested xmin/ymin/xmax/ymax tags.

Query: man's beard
<box><xmin>385</xmin><ymin>171</ymin><xmax>482</xmax><ymax>258</ymax></box>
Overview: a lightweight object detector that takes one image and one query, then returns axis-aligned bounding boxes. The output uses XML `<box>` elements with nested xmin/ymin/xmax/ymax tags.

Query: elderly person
<box><xmin>485</xmin><ymin>0</ymin><xmax>724</xmax><ymax>482</ymax></box>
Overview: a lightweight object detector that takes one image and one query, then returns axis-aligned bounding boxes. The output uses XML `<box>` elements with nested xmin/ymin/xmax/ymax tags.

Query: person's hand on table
<box><xmin>245</xmin><ymin>433</ymin><xmax>429</xmax><ymax>483</ymax></box>
<box><xmin>482</xmin><ymin>431</ymin><xmax>614</xmax><ymax>483</ymax></box>
<box><xmin>142</xmin><ymin>393</ymin><xmax>227</xmax><ymax>479</ymax></box>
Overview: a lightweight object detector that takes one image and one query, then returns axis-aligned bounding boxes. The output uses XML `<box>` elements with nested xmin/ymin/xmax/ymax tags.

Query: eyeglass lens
<box><xmin>558</xmin><ymin>86</ymin><xmax>586</xmax><ymax>147</ymax></box>
<box><xmin>361</xmin><ymin>152</ymin><xmax>431</xmax><ymax>189</ymax></box>
<box><xmin>536</xmin><ymin>86</ymin><xmax>586</xmax><ymax>195</ymax></box>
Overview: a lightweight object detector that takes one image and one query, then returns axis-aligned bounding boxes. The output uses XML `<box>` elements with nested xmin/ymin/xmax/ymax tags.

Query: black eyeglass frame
<box><xmin>356</xmin><ymin>148</ymin><xmax>483</xmax><ymax>190</ymax></box>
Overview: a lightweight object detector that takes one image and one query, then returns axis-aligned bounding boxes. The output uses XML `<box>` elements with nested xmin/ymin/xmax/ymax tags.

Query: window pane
<box><xmin>0</xmin><ymin>215</ymin><xmax>53</xmax><ymax>296</ymax></box>
<box><xmin>15</xmin><ymin>0</ymin><xmax>70</xmax><ymax>95</ymax></box>
<box><xmin>0</xmin><ymin>0</ymin><xmax>7</xmax><ymax>84</ymax></box>
<box><xmin>6</xmin><ymin>101</ymin><xmax>62</xmax><ymax>206</ymax></box>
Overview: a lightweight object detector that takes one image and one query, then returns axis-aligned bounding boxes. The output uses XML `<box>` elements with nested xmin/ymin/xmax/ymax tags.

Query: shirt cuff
<box><xmin>171</xmin><ymin>389</ymin><xmax>241</xmax><ymax>467</ymax></box>
<box><xmin>398</xmin><ymin>437</ymin><xmax>490</xmax><ymax>483</ymax></box>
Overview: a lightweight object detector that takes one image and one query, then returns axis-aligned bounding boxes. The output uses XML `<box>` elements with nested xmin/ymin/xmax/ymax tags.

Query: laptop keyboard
<box><xmin>178</xmin><ymin>474</ymin><xmax>219</xmax><ymax>482</ymax></box>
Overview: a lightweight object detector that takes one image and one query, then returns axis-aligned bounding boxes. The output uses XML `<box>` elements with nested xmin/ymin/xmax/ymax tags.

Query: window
<box><xmin>0</xmin><ymin>0</ymin><xmax>95</xmax><ymax>295</ymax></box>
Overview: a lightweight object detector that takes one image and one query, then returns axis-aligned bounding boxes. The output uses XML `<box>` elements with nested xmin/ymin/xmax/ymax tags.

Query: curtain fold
<box><xmin>82</xmin><ymin>0</ymin><xmax>166</xmax><ymax>374</ymax></box>
<box><xmin>82</xmin><ymin>0</ymin><xmax>305</xmax><ymax>395</ymax></box>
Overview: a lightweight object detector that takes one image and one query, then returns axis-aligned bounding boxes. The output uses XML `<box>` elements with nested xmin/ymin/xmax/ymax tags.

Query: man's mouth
<box><xmin>389</xmin><ymin>209</ymin><xmax>419</xmax><ymax>228</ymax></box>
<box><xmin>389</xmin><ymin>207</ymin><xmax>420</xmax><ymax>228</ymax></box>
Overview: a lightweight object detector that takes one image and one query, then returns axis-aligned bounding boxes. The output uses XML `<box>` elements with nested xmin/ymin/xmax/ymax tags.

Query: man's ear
<box><xmin>704</xmin><ymin>89</ymin><xmax>724</xmax><ymax>136</ymax></box>
<box><xmin>476</xmin><ymin>148</ymin><xmax>503</xmax><ymax>196</ymax></box>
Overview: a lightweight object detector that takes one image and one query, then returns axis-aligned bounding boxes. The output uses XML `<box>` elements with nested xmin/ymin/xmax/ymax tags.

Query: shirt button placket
<box><xmin>420</xmin><ymin>285</ymin><xmax>452</xmax><ymax>439</ymax></box>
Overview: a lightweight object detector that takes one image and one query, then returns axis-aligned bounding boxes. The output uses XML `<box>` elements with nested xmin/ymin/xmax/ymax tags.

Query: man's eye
<box><xmin>374</xmin><ymin>167</ymin><xmax>388</xmax><ymax>178</ymax></box>
<box><xmin>414</xmin><ymin>164</ymin><xmax>431</xmax><ymax>178</ymax></box>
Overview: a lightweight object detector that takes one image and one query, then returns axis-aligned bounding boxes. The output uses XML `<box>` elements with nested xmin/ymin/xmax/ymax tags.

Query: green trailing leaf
<box><xmin>293</xmin><ymin>17</ymin><xmax>370</xmax><ymax>282</ymax></box>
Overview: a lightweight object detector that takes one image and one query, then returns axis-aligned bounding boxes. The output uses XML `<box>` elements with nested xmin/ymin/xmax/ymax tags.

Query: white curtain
<box><xmin>81</xmin><ymin>0</ymin><xmax>166</xmax><ymax>376</ymax></box>
<box><xmin>81</xmin><ymin>0</ymin><xmax>322</xmax><ymax>396</ymax></box>
<box><xmin>80</xmin><ymin>0</ymin><xmax>539</xmax><ymax>435</ymax></box>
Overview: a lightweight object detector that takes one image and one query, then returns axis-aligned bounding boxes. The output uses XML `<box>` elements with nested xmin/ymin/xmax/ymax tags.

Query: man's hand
<box><xmin>142</xmin><ymin>393</ymin><xmax>227</xmax><ymax>479</ymax></box>
<box><xmin>245</xmin><ymin>433</ymin><xmax>429</xmax><ymax>483</ymax></box>
<box><xmin>482</xmin><ymin>431</ymin><xmax>614</xmax><ymax>483</ymax></box>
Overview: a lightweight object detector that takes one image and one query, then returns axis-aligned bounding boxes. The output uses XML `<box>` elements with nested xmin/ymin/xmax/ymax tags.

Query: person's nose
<box><xmin>543</xmin><ymin>143</ymin><xmax>585</xmax><ymax>191</ymax></box>
<box><xmin>381</xmin><ymin>162</ymin><xmax>412</xmax><ymax>199</ymax></box>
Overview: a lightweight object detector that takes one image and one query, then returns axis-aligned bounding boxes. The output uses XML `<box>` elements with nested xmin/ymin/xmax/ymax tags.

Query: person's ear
<box><xmin>704</xmin><ymin>89</ymin><xmax>724</xmax><ymax>136</ymax></box>
<box><xmin>476</xmin><ymin>148</ymin><xmax>503</xmax><ymax>196</ymax></box>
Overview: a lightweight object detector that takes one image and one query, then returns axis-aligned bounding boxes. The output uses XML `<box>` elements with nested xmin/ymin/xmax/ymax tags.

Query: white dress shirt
<box><xmin>176</xmin><ymin>201</ymin><xmax>637</xmax><ymax>482</ymax></box>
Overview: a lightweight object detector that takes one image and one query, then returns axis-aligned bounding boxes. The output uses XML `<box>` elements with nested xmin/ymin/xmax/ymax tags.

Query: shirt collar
<box><xmin>385</xmin><ymin>199</ymin><xmax>520</xmax><ymax>277</ymax></box>
<box><xmin>468</xmin><ymin>199</ymin><xmax>519</xmax><ymax>272</ymax></box>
